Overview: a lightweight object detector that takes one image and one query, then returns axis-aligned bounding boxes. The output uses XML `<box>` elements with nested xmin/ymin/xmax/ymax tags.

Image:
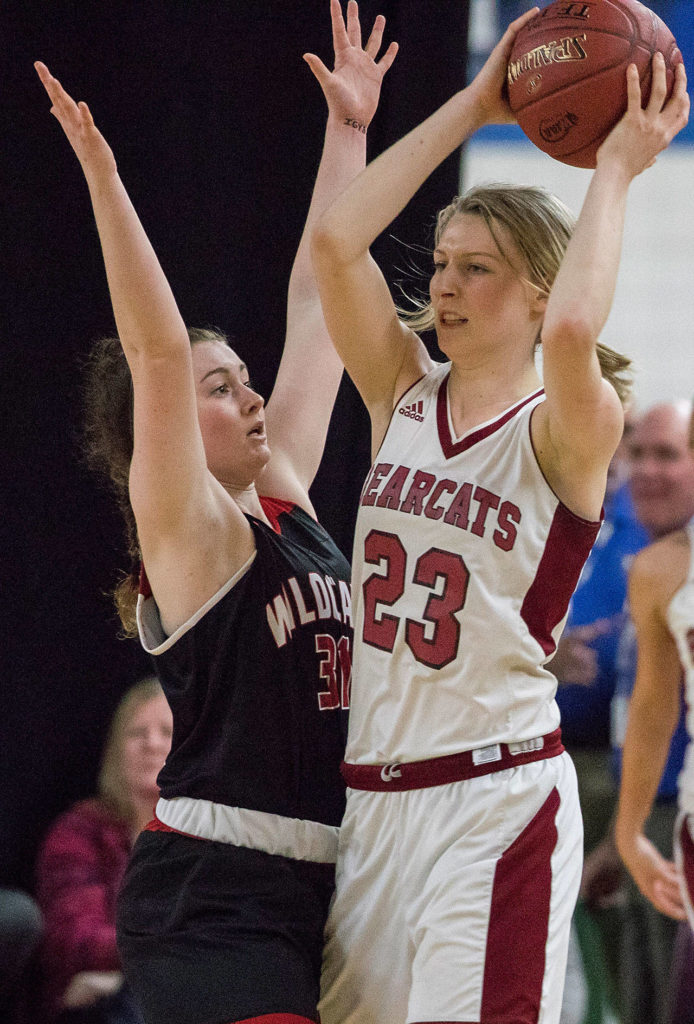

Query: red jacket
<box><xmin>35</xmin><ymin>798</ymin><xmax>132</xmax><ymax>1018</ymax></box>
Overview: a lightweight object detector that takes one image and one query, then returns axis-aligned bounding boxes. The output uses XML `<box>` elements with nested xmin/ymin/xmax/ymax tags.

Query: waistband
<box><xmin>341</xmin><ymin>729</ymin><xmax>564</xmax><ymax>792</ymax></box>
<box><xmin>146</xmin><ymin>796</ymin><xmax>339</xmax><ymax>863</ymax></box>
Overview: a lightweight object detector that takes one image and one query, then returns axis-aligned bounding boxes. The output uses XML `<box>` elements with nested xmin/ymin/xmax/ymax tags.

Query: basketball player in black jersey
<box><xmin>35</xmin><ymin>3</ymin><xmax>397</xmax><ymax>1022</ymax></box>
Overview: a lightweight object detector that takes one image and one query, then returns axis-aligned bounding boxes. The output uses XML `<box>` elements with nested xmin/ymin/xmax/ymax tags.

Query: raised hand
<box><xmin>465</xmin><ymin>7</ymin><xmax>539</xmax><ymax>126</ymax></box>
<box><xmin>597</xmin><ymin>54</ymin><xmax>690</xmax><ymax>177</ymax></box>
<box><xmin>303</xmin><ymin>0</ymin><xmax>398</xmax><ymax>132</ymax></box>
<box><xmin>34</xmin><ymin>61</ymin><xmax>116</xmax><ymax>180</ymax></box>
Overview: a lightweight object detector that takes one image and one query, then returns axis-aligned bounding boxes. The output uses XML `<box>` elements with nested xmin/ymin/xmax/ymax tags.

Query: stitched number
<box><xmin>406</xmin><ymin>547</ymin><xmax>468</xmax><ymax>668</ymax></box>
<box><xmin>362</xmin><ymin>531</ymin><xmax>407</xmax><ymax>652</ymax></box>
<box><xmin>362</xmin><ymin>531</ymin><xmax>469</xmax><ymax>669</ymax></box>
<box><xmin>316</xmin><ymin>634</ymin><xmax>352</xmax><ymax>710</ymax></box>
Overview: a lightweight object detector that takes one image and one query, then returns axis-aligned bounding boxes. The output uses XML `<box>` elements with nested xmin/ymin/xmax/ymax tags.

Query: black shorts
<box><xmin>116</xmin><ymin>829</ymin><xmax>335</xmax><ymax>1024</ymax></box>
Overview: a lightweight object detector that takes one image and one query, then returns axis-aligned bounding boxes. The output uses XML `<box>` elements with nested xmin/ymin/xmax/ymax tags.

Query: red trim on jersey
<box><xmin>520</xmin><ymin>502</ymin><xmax>601</xmax><ymax>656</ymax></box>
<box><xmin>139</xmin><ymin>563</ymin><xmax>152</xmax><ymax>599</ymax></box>
<box><xmin>481</xmin><ymin>786</ymin><xmax>560</xmax><ymax>1023</ymax></box>
<box><xmin>341</xmin><ymin>729</ymin><xmax>563</xmax><ymax>791</ymax></box>
<box><xmin>679</xmin><ymin>815</ymin><xmax>694</xmax><ymax>907</ymax></box>
<box><xmin>259</xmin><ymin>496</ymin><xmax>295</xmax><ymax>534</ymax></box>
<box><xmin>436</xmin><ymin>377</ymin><xmax>544</xmax><ymax>459</ymax></box>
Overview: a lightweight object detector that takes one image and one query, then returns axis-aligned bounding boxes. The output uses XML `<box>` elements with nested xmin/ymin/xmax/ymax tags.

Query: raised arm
<box><xmin>261</xmin><ymin>0</ymin><xmax>397</xmax><ymax>503</ymax></box>
<box><xmin>615</xmin><ymin>540</ymin><xmax>686</xmax><ymax>920</ymax></box>
<box><xmin>534</xmin><ymin>56</ymin><xmax>689</xmax><ymax>518</ymax></box>
<box><xmin>35</xmin><ymin>64</ymin><xmax>253</xmax><ymax>637</ymax></box>
<box><xmin>35</xmin><ymin>63</ymin><xmax>217</xmax><ymax>535</ymax></box>
<box><xmin>310</xmin><ymin>9</ymin><xmax>539</xmax><ymax>443</ymax></box>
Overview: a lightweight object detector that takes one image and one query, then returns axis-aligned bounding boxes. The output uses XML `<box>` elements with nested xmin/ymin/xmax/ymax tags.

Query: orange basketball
<box><xmin>506</xmin><ymin>0</ymin><xmax>681</xmax><ymax>168</ymax></box>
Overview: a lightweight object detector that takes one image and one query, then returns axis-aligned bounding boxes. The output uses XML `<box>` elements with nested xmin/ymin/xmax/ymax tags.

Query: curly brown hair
<box><xmin>83</xmin><ymin>327</ymin><xmax>230</xmax><ymax>636</ymax></box>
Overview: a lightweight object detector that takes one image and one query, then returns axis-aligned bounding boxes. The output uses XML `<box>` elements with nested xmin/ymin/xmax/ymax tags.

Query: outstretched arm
<box><xmin>615</xmin><ymin>541</ymin><xmax>686</xmax><ymax>920</ymax></box>
<box><xmin>262</xmin><ymin>0</ymin><xmax>397</xmax><ymax>503</ymax></box>
<box><xmin>34</xmin><ymin>62</ymin><xmax>210</xmax><ymax>537</ymax></box>
<box><xmin>310</xmin><ymin>9</ymin><xmax>538</xmax><ymax>445</ymax></box>
<box><xmin>535</xmin><ymin>56</ymin><xmax>689</xmax><ymax>518</ymax></box>
<box><xmin>35</xmin><ymin>64</ymin><xmax>255</xmax><ymax>638</ymax></box>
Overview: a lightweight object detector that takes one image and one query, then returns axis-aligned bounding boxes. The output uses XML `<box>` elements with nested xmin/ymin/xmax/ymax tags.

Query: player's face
<box><xmin>192</xmin><ymin>340</ymin><xmax>271</xmax><ymax>487</ymax></box>
<box><xmin>120</xmin><ymin>693</ymin><xmax>173</xmax><ymax>801</ymax></box>
<box><xmin>429</xmin><ymin>213</ymin><xmax>542</xmax><ymax>363</ymax></box>
<box><xmin>628</xmin><ymin>405</ymin><xmax>694</xmax><ymax>538</ymax></box>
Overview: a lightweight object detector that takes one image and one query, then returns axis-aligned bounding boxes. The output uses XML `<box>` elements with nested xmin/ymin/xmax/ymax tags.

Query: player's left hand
<box><xmin>303</xmin><ymin>0</ymin><xmax>398</xmax><ymax>131</ymax></box>
<box><xmin>597</xmin><ymin>53</ymin><xmax>690</xmax><ymax>176</ymax></box>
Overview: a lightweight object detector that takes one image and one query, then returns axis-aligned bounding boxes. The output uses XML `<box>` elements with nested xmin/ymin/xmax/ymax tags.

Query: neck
<box><xmin>447</xmin><ymin>358</ymin><xmax>541</xmax><ymax>434</ymax></box>
<box><xmin>224</xmin><ymin>481</ymin><xmax>268</xmax><ymax>522</ymax></box>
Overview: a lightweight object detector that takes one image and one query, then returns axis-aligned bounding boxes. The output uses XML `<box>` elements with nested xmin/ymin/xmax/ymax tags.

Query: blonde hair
<box><xmin>401</xmin><ymin>183</ymin><xmax>632</xmax><ymax>404</ymax></box>
<box><xmin>97</xmin><ymin>677</ymin><xmax>166</xmax><ymax>824</ymax></box>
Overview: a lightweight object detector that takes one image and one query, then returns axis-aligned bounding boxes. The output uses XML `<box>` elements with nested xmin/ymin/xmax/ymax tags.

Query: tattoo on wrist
<box><xmin>344</xmin><ymin>117</ymin><xmax>367</xmax><ymax>135</ymax></box>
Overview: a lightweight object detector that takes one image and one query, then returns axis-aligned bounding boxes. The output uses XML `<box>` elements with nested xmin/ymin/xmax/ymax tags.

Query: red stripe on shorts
<box><xmin>481</xmin><ymin>786</ymin><xmax>560</xmax><ymax>1023</ymax></box>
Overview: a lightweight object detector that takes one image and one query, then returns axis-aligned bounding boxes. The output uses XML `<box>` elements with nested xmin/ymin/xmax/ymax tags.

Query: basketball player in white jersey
<box><xmin>616</xmin><ymin>405</ymin><xmax>694</xmax><ymax>933</ymax></box>
<box><xmin>306</xmin><ymin>7</ymin><xmax>690</xmax><ymax>1023</ymax></box>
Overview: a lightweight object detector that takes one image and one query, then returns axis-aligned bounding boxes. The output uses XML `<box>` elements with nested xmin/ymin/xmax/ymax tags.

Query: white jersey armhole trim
<box><xmin>137</xmin><ymin>550</ymin><xmax>257</xmax><ymax>655</ymax></box>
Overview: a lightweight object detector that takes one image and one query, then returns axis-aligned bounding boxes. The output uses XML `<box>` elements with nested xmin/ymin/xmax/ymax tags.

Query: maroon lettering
<box><xmin>376</xmin><ymin>465</ymin><xmax>411</xmax><ymax>509</ymax></box>
<box><xmin>424</xmin><ymin>478</ymin><xmax>458</xmax><ymax>520</ymax></box>
<box><xmin>361</xmin><ymin>462</ymin><xmax>393</xmax><ymax>506</ymax></box>
<box><xmin>444</xmin><ymin>482</ymin><xmax>473</xmax><ymax>529</ymax></box>
<box><xmin>470</xmin><ymin>486</ymin><xmax>500</xmax><ymax>538</ymax></box>
<box><xmin>494</xmin><ymin>501</ymin><xmax>522</xmax><ymax>551</ymax></box>
<box><xmin>400</xmin><ymin>471</ymin><xmax>437</xmax><ymax>515</ymax></box>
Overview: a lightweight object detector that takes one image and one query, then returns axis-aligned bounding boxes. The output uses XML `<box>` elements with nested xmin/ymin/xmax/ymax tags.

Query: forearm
<box><xmin>543</xmin><ymin>161</ymin><xmax>630</xmax><ymax>346</ymax></box>
<box><xmin>287</xmin><ymin>116</ymin><xmax>367</xmax><ymax>308</ymax></box>
<box><xmin>314</xmin><ymin>87</ymin><xmax>485</xmax><ymax>263</ymax></box>
<box><xmin>84</xmin><ymin>167</ymin><xmax>188</xmax><ymax>362</ymax></box>
<box><xmin>615</xmin><ymin>690</ymin><xmax>678</xmax><ymax>850</ymax></box>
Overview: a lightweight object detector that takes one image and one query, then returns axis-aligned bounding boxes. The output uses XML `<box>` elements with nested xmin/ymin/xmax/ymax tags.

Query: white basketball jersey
<box><xmin>665</xmin><ymin>519</ymin><xmax>694</xmax><ymax>815</ymax></box>
<box><xmin>347</xmin><ymin>362</ymin><xmax>601</xmax><ymax>764</ymax></box>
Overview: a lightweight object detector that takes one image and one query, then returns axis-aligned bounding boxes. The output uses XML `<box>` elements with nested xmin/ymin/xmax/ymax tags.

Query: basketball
<box><xmin>506</xmin><ymin>0</ymin><xmax>681</xmax><ymax>168</ymax></box>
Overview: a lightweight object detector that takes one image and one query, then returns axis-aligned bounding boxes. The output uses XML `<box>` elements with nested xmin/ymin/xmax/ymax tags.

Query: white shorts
<box><xmin>674</xmin><ymin>811</ymin><xmax>694</xmax><ymax>933</ymax></box>
<box><xmin>319</xmin><ymin>751</ymin><xmax>582</xmax><ymax>1024</ymax></box>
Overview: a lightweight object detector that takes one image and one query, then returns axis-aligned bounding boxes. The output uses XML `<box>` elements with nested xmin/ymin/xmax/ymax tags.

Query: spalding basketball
<box><xmin>506</xmin><ymin>0</ymin><xmax>681</xmax><ymax>168</ymax></box>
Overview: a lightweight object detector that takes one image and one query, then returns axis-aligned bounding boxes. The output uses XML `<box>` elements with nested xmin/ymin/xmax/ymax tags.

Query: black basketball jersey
<box><xmin>137</xmin><ymin>498</ymin><xmax>351</xmax><ymax>828</ymax></box>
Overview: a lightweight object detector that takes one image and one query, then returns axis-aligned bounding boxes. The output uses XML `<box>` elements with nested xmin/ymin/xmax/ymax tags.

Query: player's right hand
<box><xmin>465</xmin><ymin>7</ymin><xmax>539</xmax><ymax>126</ymax></box>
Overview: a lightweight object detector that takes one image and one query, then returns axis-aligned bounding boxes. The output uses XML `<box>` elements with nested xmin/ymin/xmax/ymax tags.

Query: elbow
<box><xmin>311</xmin><ymin>211</ymin><xmax>355</xmax><ymax>269</ymax></box>
<box><xmin>541</xmin><ymin>310</ymin><xmax>598</xmax><ymax>356</ymax></box>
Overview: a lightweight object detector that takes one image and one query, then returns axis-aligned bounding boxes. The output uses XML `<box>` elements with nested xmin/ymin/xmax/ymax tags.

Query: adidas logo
<box><xmin>398</xmin><ymin>399</ymin><xmax>424</xmax><ymax>422</ymax></box>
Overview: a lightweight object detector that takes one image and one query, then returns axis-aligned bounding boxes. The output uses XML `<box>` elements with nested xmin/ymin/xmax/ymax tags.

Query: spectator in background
<box><xmin>582</xmin><ymin>401</ymin><xmax>694</xmax><ymax>1024</ymax></box>
<box><xmin>35</xmin><ymin>678</ymin><xmax>172</xmax><ymax>1024</ymax></box>
<box><xmin>0</xmin><ymin>887</ymin><xmax>42</xmax><ymax>1024</ymax></box>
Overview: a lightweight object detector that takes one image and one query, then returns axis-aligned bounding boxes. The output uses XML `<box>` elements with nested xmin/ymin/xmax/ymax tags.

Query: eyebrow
<box><xmin>433</xmin><ymin>248</ymin><xmax>501</xmax><ymax>260</ymax></box>
<box><xmin>200</xmin><ymin>363</ymin><xmax>247</xmax><ymax>384</ymax></box>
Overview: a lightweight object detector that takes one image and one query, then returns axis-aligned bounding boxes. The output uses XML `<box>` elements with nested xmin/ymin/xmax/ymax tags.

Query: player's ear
<box><xmin>528</xmin><ymin>285</ymin><xmax>548</xmax><ymax>318</ymax></box>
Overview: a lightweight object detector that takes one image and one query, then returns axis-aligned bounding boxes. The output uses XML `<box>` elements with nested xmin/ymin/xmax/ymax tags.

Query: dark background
<box><xmin>1</xmin><ymin>0</ymin><xmax>468</xmax><ymax>889</ymax></box>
